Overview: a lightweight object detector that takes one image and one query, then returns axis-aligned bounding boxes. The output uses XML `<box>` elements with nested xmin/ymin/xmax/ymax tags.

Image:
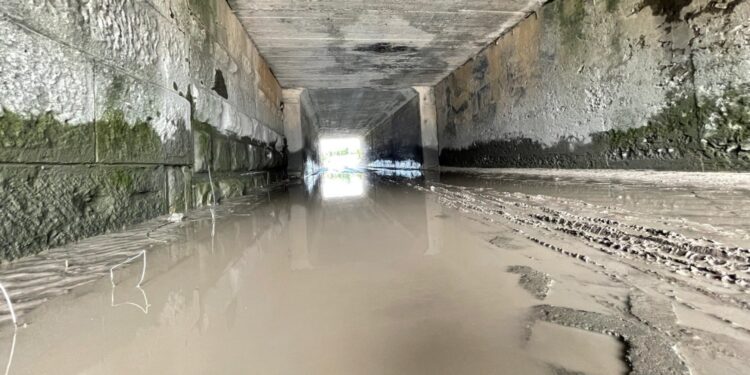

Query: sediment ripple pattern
<box><xmin>0</xmin><ymin>193</ymin><xmax>271</xmax><ymax>323</ymax></box>
<box><xmin>398</xmin><ymin>179</ymin><xmax>750</xmax><ymax>294</ymax></box>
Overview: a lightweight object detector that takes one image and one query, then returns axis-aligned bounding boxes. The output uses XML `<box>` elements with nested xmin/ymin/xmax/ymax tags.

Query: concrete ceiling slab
<box><xmin>227</xmin><ymin>0</ymin><xmax>544</xmax><ymax>89</ymax></box>
<box><xmin>307</xmin><ymin>88</ymin><xmax>417</xmax><ymax>135</ymax></box>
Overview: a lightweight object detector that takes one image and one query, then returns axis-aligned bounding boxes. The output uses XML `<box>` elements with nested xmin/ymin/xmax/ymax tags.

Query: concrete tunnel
<box><xmin>0</xmin><ymin>0</ymin><xmax>749</xmax><ymax>373</ymax></box>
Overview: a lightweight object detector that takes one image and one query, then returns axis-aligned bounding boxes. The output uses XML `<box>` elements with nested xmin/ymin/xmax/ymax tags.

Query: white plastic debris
<box><xmin>168</xmin><ymin>213</ymin><xmax>185</xmax><ymax>223</ymax></box>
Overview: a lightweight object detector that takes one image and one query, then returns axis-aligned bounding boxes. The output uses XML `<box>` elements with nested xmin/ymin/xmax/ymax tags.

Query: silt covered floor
<box><xmin>0</xmin><ymin>170</ymin><xmax>749</xmax><ymax>374</ymax></box>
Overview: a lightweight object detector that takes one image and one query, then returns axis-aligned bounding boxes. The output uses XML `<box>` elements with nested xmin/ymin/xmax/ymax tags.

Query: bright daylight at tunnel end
<box><xmin>1</xmin><ymin>0</ymin><xmax>750</xmax><ymax>374</ymax></box>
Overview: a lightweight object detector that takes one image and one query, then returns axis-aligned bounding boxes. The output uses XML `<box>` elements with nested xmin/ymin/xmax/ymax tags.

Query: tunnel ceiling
<box><xmin>308</xmin><ymin>88</ymin><xmax>417</xmax><ymax>135</ymax></box>
<box><xmin>227</xmin><ymin>0</ymin><xmax>544</xmax><ymax>89</ymax></box>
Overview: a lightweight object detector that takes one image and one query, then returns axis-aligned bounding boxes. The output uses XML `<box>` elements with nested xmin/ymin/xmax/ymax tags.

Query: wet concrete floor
<box><xmin>1</xmin><ymin>170</ymin><xmax>749</xmax><ymax>374</ymax></box>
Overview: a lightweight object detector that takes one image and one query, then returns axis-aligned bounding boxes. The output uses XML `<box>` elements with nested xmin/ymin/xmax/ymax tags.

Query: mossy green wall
<box><xmin>435</xmin><ymin>0</ymin><xmax>750</xmax><ymax>171</ymax></box>
<box><xmin>0</xmin><ymin>0</ymin><xmax>287</xmax><ymax>260</ymax></box>
<box><xmin>0</xmin><ymin>110</ymin><xmax>95</xmax><ymax>163</ymax></box>
<box><xmin>0</xmin><ymin>164</ymin><xmax>166</xmax><ymax>260</ymax></box>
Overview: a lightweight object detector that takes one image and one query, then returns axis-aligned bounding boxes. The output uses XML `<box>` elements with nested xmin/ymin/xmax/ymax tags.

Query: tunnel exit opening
<box><xmin>318</xmin><ymin>136</ymin><xmax>366</xmax><ymax>200</ymax></box>
<box><xmin>319</xmin><ymin>137</ymin><xmax>365</xmax><ymax>172</ymax></box>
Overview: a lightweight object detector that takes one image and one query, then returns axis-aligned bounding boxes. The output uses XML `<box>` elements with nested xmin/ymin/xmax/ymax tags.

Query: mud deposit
<box><xmin>508</xmin><ymin>266</ymin><xmax>553</xmax><ymax>300</ymax></box>
<box><xmin>0</xmin><ymin>170</ymin><xmax>748</xmax><ymax>374</ymax></box>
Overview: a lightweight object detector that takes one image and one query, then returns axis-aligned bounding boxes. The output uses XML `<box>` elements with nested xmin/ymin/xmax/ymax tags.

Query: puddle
<box><xmin>0</xmin><ymin>170</ymin><xmax>748</xmax><ymax>374</ymax></box>
<box><xmin>673</xmin><ymin>302</ymin><xmax>750</xmax><ymax>343</ymax></box>
<box><xmin>528</xmin><ymin>321</ymin><xmax>628</xmax><ymax>375</ymax></box>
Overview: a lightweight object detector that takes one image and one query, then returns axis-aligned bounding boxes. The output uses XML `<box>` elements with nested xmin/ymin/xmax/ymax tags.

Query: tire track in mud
<box><xmin>378</xmin><ymin>174</ymin><xmax>750</xmax><ymax>374</ymax></box>
<box><xmin>400</xmin><ymin>179</ymin><xmax>750</xmax><ymax>301</ymax></box>
<box><xmin>416</xmin><ymin>178</ymin><xmax>750</xmax><ymax>312</ymax></box>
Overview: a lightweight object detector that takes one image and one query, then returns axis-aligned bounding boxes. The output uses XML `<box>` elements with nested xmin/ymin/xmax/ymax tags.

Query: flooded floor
<box><xmin>1</xmin><ymin>169</ymin><xmax>750</xmax><ymax>374</ymax></box>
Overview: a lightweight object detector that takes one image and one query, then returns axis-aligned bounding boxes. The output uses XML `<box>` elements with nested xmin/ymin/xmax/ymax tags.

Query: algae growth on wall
<box><xmin>435</xmin><ymin>0</ymin><xmax>750</xmax><ymax>171</ymax></box>
<box><xmin>0</xmin><ymin>0</ymin><xmax>287</xmax><ymax>260</ymax></box>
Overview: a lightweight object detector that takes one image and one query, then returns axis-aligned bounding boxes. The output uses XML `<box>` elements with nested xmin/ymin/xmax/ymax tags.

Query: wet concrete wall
<box><xmin>435</xmin><ymin>0</ymin><xmax>750</xmax><ymax>171</ymax></box>
<box><xmin>366</xmin><ymin>96</ymin><xmax>424</xmax><ymax>169</ymax></box>
<box><xmin>300</xmin><ymin>91</ymin><xmax>322</xmax><ymax>175</ymax></box>
<box><xmin>0</xmin><ymin>0</ymin><xmax>286</xmax><ymax>259</ymax></box>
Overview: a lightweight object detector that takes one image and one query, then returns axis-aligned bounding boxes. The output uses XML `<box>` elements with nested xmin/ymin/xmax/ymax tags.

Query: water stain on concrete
<box><xmin>354</xmin><ymin>42</ymin><xmax>418</xmax><ymax>54</ymax></box>
<box><xmin>637</xmin><ymin>0</ymin><xmax>694</xmax><ymax>22</ymax></box>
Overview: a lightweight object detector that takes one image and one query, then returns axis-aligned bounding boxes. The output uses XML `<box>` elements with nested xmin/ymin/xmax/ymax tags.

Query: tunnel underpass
<box><xmin>1</xmin><ymin>0</ymin><xmax>749</xmax><ymax>374</ymax></box>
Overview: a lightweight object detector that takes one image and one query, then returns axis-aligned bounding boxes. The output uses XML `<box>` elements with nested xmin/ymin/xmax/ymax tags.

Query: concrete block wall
<box><xmin>0</xmin><ymin>0</ymin><xmax>286</xmax><ymax>259</ymax></box>
<box><xmin>282</xmin><ymin>88</ymin><xmax>321</xmax><ymax>178</ymax></box>
<box><xmin>435</xmin><ymin>0</ymin><xmax>750</xmax><ymax>171</ymax></box>
<box><xmin>300</xmin><ymin>91</ymin><xmax>322</xmax><ymax>176</ymax></box>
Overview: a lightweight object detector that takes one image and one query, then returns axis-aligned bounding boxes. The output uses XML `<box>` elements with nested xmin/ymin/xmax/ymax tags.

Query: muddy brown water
<box><xmin>1</xmin><ymin>170</ymin><xmax>749</xmax><ymax>374</ymax></box>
